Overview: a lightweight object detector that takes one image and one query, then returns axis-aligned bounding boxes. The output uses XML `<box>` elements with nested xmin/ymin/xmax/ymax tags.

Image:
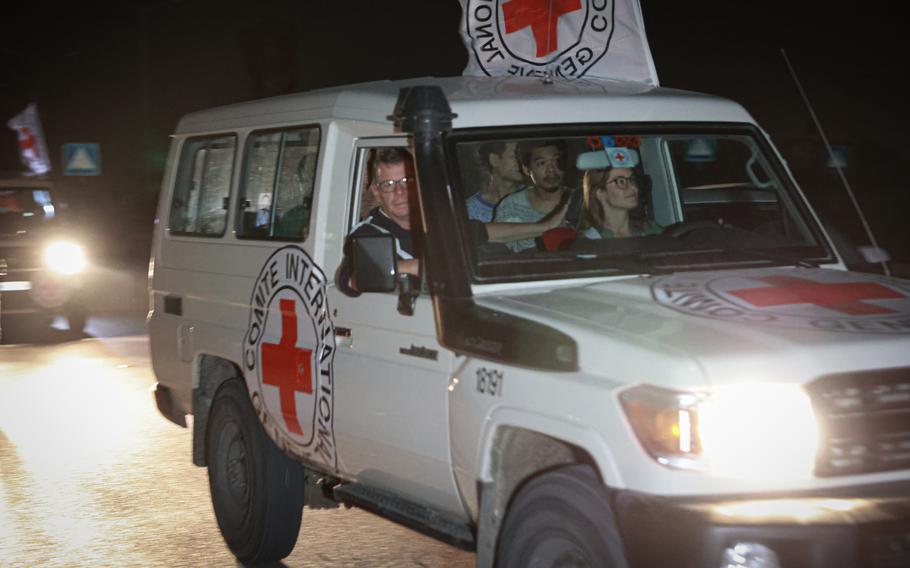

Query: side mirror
<box><xmin>350</xmin><ymin>234</ymin><xmax>420</xmax><ymax>315</ymax></box>
<box><xmin>351</xmin><ymin>234</ymin><xmax>397</xmax><ymax>293</ymax></box>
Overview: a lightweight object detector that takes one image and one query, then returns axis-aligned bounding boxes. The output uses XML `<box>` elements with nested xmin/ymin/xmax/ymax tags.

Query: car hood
<box><xmin>475</xmin><ymin>267</ymin><xmax>910</xmax><ymax>388</ymax></box>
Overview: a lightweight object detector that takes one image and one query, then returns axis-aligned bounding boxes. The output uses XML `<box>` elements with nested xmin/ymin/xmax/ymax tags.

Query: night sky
<box><xmin>2</xmin><ymin>1</ymin><xmax>906</xmax><ymax>263</ymax></box>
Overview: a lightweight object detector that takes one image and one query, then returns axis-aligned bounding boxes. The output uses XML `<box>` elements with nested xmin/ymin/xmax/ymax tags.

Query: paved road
<box><xmin>0</xmin><ymin>313</ymin><xmax>475</xmax><ymax>567</ymax></box>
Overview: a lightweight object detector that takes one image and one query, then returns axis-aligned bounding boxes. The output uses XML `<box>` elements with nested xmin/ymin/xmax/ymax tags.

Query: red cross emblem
<box><xmin>729</xmin><ymin>275</ymin><xmax>904</xmax><ymax>316</ymax></box>
<box><xmin>502</xmin><ymin>0</ymin><xmax>583</xmax><ymax>57</ymax></box>
<box><xmin>261</xmin><ymin>298</ymin><xmax>313</xmax><ymax>435</ymax></box>
<box><xmin>614</xmin><ymin>151</ymin><xmax>626</xmax><ymax>163</ymax></box>
<box><xmin>17</xmin><ymin>127</ymin><xmax>36</xmax><ymax>153</ymax></box>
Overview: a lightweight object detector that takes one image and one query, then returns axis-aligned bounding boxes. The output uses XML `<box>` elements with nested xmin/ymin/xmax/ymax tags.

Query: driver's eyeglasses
<box><xmin>372</xmin><ymin>177</ymin><xmax>413</xmax><ymax>193</ymax></box>
<box><xmin>604</xmin><ymin>175</ymin><xmax>640</xmax><ymax>190</ymax></box>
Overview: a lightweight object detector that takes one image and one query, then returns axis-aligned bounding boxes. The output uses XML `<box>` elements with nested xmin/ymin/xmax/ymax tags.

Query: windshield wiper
<box><xmin>567</xmin><ymin>246</ymin><xmax>819</xmax><ymax>276</ymax></box>
<box><xmin>729</xmin><ymin>248</ymin><xmax>819</xmax><ymax>268</ymax></box>
<box><xmin>637</xmin><ymin>248</ymin><xmax>740</xmax><ymax>273</ymax></box>
<box><xmin>572</xmin><ymin>252</ymin><xmax>664</xmax><ymax>274</ymax></box>
<box><xmin>574</xmin><ymin>248</ymin><xmax>770</xmax><ymax>274</ymax></box>
<box><xmin>636</xmin><ymin>248</ymin><xmax>819</xmax><ymax>273</ymax></box>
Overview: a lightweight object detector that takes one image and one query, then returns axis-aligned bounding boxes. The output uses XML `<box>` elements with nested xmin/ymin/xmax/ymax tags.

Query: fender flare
<box><xmin>192</xmin><ymin>353</ymin><xmax>244</xmax><ymax>466</ymax></box>
<box><xmin>472</xmin><ymin>406</ymin><xmax>623</xmax><ymax>568</ymax></box>
<box><xmin>478</xmin><ymin>406</ymin><xmax>622</xmax><ymax>485</ymax></box>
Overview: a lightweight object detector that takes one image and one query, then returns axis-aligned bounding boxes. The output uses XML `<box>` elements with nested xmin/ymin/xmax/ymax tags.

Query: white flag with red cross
<box><xmin>459</xmin><ymin>0</ymin><xmax>658</xmax><ymax>84</ymax></box>
<box><xmin>6</xmin><ymin>103</ymin><xmax>52</xmax><ymax>175</ymax></box>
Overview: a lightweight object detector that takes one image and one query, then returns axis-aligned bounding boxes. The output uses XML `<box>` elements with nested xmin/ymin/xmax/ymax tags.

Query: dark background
<box><xmin>2</xmin><ymin>1</ymin><xmax>906</xmax><ymax>267</ymax></box>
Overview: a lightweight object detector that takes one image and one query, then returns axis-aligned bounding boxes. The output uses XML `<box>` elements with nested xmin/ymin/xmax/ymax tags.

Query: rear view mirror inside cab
<box><xmin>351</xmin><ymin>234</ymin><xmax>397</xmax><ymax>292</ymax></box>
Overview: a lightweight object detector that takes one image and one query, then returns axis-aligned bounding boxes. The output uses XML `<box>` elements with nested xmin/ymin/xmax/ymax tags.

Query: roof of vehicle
<box><xmin>175</xmin><ymin>76</ymin><xmax>756</xmax><ymax>134</ymax></box>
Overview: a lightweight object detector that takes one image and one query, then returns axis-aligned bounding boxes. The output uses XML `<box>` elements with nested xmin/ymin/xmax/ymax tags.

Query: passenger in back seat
<box><xmin>466</xmin><ymin>141</ymin><xmax>525</xmax><ymax>222</ymax></box>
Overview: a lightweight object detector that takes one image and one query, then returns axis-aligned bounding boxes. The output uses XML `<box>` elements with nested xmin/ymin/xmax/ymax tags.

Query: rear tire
<box><xmin>205</xmin><ymin>379</ymin><xmax>305</xmax><ymax>563</ymax></box>
<box><xmin>495</xmin><ymin>465</ymin><xmax>627</xmax><ymax>568</ymax></box>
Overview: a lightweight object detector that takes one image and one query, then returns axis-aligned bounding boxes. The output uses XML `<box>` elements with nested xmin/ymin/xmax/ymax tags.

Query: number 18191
<box><xmin>476</xmin><ymin>368</ymin><xmax>503</xmax><ymax>397</ymax></box>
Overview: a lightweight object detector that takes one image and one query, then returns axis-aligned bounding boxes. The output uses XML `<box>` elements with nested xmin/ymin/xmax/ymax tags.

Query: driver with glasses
<box><xmin>337</xmin><ymin>147</ymin><xmax>419</xmax><ymax>296</ymax></box>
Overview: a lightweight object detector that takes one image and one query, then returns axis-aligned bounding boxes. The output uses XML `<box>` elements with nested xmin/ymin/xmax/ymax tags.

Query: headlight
<box><xmin>620</xmin><ymin>384</ymin><xmax>819</xmax><ymax>480</ymax></box>
<box><xmin>44</xmin><ymin>240</ymin><xmax>87</xmax><ymax>275</ymax></box>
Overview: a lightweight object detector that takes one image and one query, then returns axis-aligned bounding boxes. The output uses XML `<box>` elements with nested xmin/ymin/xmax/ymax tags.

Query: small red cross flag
<box><xmin>460</xmin><ymin>0</ymin><xmax>658</xmax><ymax>84</ymax></box>
<box><xmin>6</xmin><ymin>103</ymin><xmax>51</xmax><ymax>175</ymax></box>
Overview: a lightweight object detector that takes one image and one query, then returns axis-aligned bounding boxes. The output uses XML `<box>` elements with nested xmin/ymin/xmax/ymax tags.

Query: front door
<box><xmin>328</xmin><ymin>139</ymin><xmax>463</xmax><ymax>517</ymax></box>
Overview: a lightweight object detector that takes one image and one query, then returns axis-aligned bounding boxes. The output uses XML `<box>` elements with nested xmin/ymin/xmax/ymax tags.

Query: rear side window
<box><xmin>169</xmin><ymin>135</ymin><xmax>236</xmax><ymax>236</ymax></box>
<box><xmin>237</xmin><ymin>126</ymin><xmax>320</xmax><ymax>241</ymax></box>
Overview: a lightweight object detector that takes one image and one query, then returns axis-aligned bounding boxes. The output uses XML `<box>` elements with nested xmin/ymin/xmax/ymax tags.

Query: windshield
<box><xmin>450</xmin><ymin>127</ymin><xmax>830</xmax><ymax>282</ymax></box>
<box><xmin>0</xmin><ymin>187</ymin><xmax>58</xmax><ymax>234</ymax></box>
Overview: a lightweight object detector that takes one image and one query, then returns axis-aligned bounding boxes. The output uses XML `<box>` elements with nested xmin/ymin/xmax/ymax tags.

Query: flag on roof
<box><xmin>6</xmin><ymin>103</ymin><xmax>51</xmax><ymax>175</ymax></box>
<box><xmin>459</xmin><ymin>0</ymin><xmax>658</xmax><ymax>85</ymax></box>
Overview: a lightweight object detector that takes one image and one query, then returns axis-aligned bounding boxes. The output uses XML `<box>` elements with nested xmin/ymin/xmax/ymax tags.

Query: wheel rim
<box><xmin>526</xmin><ymin>533</ymin><xmax>591</xmax><ymax>568</ymax></box>
<box><xmin>498</xmin><ymin>467</ymin><xmax>624</xmax><ymax>568</ymax></box>
<box><xmin>217</xmin><ymin>419</ymin><xmax>254</xmax><ymax>529</ymax></box>
<box><xmin>226</xmin><ymin>429</ymin><xmax>249</xmax><ymax>503</ymax></box>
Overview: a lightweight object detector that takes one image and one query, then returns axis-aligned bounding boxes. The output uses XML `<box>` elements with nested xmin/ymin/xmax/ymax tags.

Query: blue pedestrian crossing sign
<box><xmin>62</xmin><ymin>143</ymin><xmax>102</xmax><ymax>176</ymax></box>
<box><xmin>685</xmin><ymin>138</ymin><xmax>717</xmax><ymax>162</ymax></box>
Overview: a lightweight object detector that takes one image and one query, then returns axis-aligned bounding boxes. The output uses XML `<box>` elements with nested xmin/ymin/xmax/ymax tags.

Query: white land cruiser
<box><xmin>149</xmin><ymin>76</ymin><xmax>910</xmax><ymax>568</ymax></box>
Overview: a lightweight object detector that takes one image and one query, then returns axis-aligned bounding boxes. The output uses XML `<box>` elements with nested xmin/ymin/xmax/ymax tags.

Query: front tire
<box><xmin>66</xmin><ymin>309</ymin><xmax>87</xmax><ymax>333</ymax></box>
<box><xmin>495</xmin><ymin>465</ymin><xmax>627</xmax><ymax>568</ymax></box>
<box><xmin>206</xmin><ymin>379</ymin><xmax>305</xmax><ymax>563</ymax></box>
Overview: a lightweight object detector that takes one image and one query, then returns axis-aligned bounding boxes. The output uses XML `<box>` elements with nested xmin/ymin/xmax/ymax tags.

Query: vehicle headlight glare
<box><xmin>621</xmin><ymin>384</ymin><xmax>819</xmax><ymax>480</ymax></box>
<box><xmin>700</xmin><ymin>385</ymin><xmax>819</xmax><ymax>480</ymax></box>
<box><xmin>44</xmin><ymin>240</ymin><xmax>87</xmax><ymax>275</ymax></box>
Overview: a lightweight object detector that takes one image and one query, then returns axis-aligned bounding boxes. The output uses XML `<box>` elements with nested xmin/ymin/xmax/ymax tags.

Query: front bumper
<box><xmin>153</xmin><ymin>383</ymin><xmax>187</xmax><ymax>427</ymax></box>
<box><xmin>0</xmin><ymin>271</ymin><xmax>81</xmax><ymax>317</ymax></box>
<box><xmin>614</xmin><ymin>481</ymin><xmax>910</xmax><ymax>568</ymax></box>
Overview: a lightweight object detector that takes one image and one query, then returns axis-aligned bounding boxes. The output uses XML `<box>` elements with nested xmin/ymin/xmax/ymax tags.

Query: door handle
<box><xmin>334</xmin><ymin>326</ymin><xmax>352</xmax><ymax>347</ymax></box>
<box><xmin>164</xmin><ymin>294</ymin><xmax>182</xmax><ymax>315</ymax></box>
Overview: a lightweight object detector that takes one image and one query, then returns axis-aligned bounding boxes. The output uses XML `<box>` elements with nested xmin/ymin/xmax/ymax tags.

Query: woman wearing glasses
<box><xmin>580</xmin><ymin>166</ymin><xmax>661</xmax><ymax>239</ymax></box>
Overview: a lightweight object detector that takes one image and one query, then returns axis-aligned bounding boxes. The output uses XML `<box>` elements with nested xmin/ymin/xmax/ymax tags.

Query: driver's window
<box><xmin>348</xmin><ymin>144</ymin><xmax>417</xmax><ymax>228</ymax></box>
<box><xmin>338</xmin><ymin>144</ymin><xmax>421</xmax><ymax>297</ymax></box>
<box><xmin>356</xmin><ymin>150</ymin><xmax>381</xmax><ymax>224</ymax></box>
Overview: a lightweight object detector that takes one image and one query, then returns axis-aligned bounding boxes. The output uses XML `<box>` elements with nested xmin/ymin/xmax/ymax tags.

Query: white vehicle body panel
<box><xmin>447</xmin><ymin>270</ymin><xmax>910</xmax><ymax>513</ymax></box>
<box><xmin>149</xmin><ymin>75</ymin><xmax>910</xmax><ymax>562</ymax></box>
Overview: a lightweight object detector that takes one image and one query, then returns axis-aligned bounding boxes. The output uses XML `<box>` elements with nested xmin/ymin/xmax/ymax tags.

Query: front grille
<box><xmin>809</xmin><ymin>368</ymin><xmax>910</xmax><ymax>476</ymax></box>
<box><xmin>862</xmin><ymin>524</ymin><xmax>910</xmax><ymax>568</ymax></box>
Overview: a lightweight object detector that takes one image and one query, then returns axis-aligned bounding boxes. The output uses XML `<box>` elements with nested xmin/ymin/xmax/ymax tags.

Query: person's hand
<box><xmin>398</xmin><ymin>258</ymin><xmax>420</xmax><ymax>276</ymax></box>
<box><xmin>540</xmin><ymin>203</ymin><xmax>569</xmax><ymax>231</ymax></box>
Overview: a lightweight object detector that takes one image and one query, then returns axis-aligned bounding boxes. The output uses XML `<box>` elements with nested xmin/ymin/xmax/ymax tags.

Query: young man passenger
<box><xmin>493</xmin><ymin>140</ymin><xmax>569</xmax><ymax>251</ymax></box>
<box><xmin>337</xmin><ymin>148</ymin><xmax>419</xmax><ymax>297</ymax></box>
